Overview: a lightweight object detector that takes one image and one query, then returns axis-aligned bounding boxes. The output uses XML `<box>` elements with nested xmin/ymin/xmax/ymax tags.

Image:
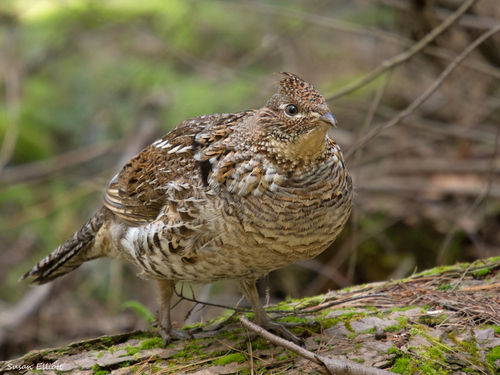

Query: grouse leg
<box><xmin>156</xmin><ymin>279</ymin><xmax>226</xmax><ymax>346</ymax></box>
<box><xmin>238</xmin><ymin>279</ymin><xmax>305</xmax><ymax>347</ymax></box>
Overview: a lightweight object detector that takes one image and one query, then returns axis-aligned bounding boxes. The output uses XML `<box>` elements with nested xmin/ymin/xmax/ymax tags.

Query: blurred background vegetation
<box><xmin>0</xmin><ymin>0</ymin><xmax>499</xmax><ymax>360</ymax></box>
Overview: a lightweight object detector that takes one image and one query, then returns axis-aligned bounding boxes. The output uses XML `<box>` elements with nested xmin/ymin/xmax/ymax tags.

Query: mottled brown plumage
<box><xmin>21</xmin><ymin>73</ymin><xmax>353</xmax><ymax>345</ymax></box>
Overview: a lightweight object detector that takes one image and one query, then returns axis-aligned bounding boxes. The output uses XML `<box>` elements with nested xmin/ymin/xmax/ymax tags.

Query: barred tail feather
<box><xmin>20</xmin><ymin>209</ymin><xmax>106</xmax><ymax>285</ymax></box>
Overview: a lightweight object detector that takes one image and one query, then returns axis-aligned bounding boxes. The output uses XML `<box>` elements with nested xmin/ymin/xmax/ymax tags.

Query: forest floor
<box><xmin>2</xmin><ymin>256</ymin><xmax>499</xmax><ymax>375</ymax></box>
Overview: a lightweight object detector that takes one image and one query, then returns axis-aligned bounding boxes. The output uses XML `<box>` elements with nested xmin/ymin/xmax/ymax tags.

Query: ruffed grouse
<box><xmin>21</xmin><ymin>72</ymin><xmax>353</xmax><ymax>346</ymax></box>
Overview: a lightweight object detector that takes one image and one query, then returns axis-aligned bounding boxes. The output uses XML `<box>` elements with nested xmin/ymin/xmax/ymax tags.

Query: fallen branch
<box><xmin>240</xmin><ymin>316</ymin><xmax>392</xmax><ymax>375</ymax></box>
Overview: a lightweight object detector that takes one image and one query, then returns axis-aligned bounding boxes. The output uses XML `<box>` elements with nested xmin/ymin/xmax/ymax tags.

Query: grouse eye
<box><xmin>284</xmin><ymin>104</ymin><xmax>298</xmax><ymax>116</ymax></box>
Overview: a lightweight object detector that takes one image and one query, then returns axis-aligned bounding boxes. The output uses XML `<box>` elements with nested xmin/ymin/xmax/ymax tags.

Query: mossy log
<box><xmin>2</xmin><ymin>257</ymin><xmax>500</xmax><ymax>375</ymax></box>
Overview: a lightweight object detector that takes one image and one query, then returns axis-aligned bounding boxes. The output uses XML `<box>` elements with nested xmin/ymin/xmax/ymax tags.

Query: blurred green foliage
<box><xmin>1</xmin><ymin>0</ymin><xmax>279</xmax><ymax>298</ymax></box>
<box><xmin>2</xmin><ymin>0</ymin><xmax>497</xmax><ymax>359</ymax></box>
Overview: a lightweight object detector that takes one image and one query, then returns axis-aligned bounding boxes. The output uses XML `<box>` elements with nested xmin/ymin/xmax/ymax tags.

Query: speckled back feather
<box><xmin>21</xmin><ymin>72</ymin><xmax>353</xmax><ymax>287</ymax></box>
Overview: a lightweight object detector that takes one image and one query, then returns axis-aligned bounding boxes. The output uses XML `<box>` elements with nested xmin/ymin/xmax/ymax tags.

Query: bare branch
<box><xmin>436</xmin><ymin>106</ymin><xmax>500</xmax><ymax>264</ymax></box>
<box><xmin>346</xmin><ymin>24</ymin><xmax>500</xmax><ymax>158</ymax></box>
<box><xmin>325</xmin><ymin>0</ymin><xmax>477</xmax><ymax>101</ymax></box>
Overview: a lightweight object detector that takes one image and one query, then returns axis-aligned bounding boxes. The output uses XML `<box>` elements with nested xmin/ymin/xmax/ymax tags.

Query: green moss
<box><xmin>388</xmin><ymin>347</ymin><xmax>401</xmax><ymax>355</ymax></box>
<box><xmin>100</xmin><ymin>337</ymin><xmax>114</xmax><ymax>344</ymax></box>
<box><xmin>275</xmin><ymin>301</ymin><xmax>295</xmax><ymax>311</ymax></box>
<box><xmin>219</xmin><ymin>330</ymin><xmax>240</xmax><ymax>341</ymax></box>
<box><xmin>316</xmin><ymin>318</ymin><xmax>339</xmax><ymax>329</ymax></box>
<box><xmin>184</xmin><ymin>342</ymin><xmax>202</xmax><ymax>351</ymax></box>
<box><xmin>389</xmin><ymin>306</ymin><xmax>412</xmax><ymax>313</ymax></box>
<box><xmin>473</xmin><ymin>268</ymin><xmax>492</xmax><ymax>278</ymax></box>
<box><xmin>437</xmin><ymin>283</ymin><xmax>453</xmax><ymax>291</ymax></box>
<box><xmin>314</xmin><ymin>311</ymin><xmax>366</xmax><ymax>333</ymax></box>
<box><xmin>351</xmin><ymin>358</ymin><xmax>365</xmax><ymax>363</ymax></box>
<box><xmin>344</xmin><ymin>319</ymin><xmax>355</xmax><ymax>333</ymax></box>
<box><xmin>486</xmin><ymin>346</ymin><xmax>500</xmax><ymax>366</ymax></box>
<box><xmin>96</xmin><ymin>352</ymin><xmax>104</xmax><ymax>359</ymax></box>
<box><xmin>119</xmin><ymin>361</ymin><xmax>134</xmax><ymax>368</ymax></box>
<box><xmin>124</xmin><ymin>345</ymin><xmax>140</xmax><ymax>356</ymax></box>
<box><xmin>276</xmin><ymin>354</ymin><xmax>290</xmax><ymax>361</ymax></box>
<box><xmin>171</xmin><ymin>350</ymin><xmax>187</xmax><ymax>359</ymax></box>
<box><xmin>278</xmin><ymin>316</ymin><xmax>306</xmax><ymax>324</ymax></box>
<box><xmin>447</xmin><ymin>331</ymin><xmax>459</xmax><ymax>346</ymax></box>
<box><xmin>293</xmin><ymin>295</ymin><xmax>324</xmax><ymax>307</ymax></box>
<box><xmin>418</xmin><ymin>314</ymin><xmax>446</xmax><ymax>327</ymax></box>
<box><xmin>140</xmin><ymin>337</ymin><xmax>164</xmax><ymax>349</ymax></box>
<box><xmin>417</xmin><ymin>265</ymin><xmax>455</xmax><ymax>277</ymax></box>
<box><xmin>390</xmin><ymin>351</ymin><xmax>449</xmax><ymax>375</ymax></box>
<box><xmin>251</xmin><ymin>338</ymin><xmax>270</xmax><ymax>351</ymax></box>
<box><xmin>91</xmin><ymin>364</ymin><xmax>110</xmax><ymax>375</ymax></box>
<box><xmin>212</xmin><ymin>352</ymin><xmax>246</xmax><ymax>365</ymax></box>
<box><xmin>384</xmin><ymin>325</ymin><xmax>399</xmax><ymax>332</ymax></box>
<box><xmin>391</xmin><ymin>356</ymin><xmax>411</xmax><ymax>373</ymax></box>
<box><xmin>396</xmin><ymin>316</ymin><xmax>408</xmax><ymax>328</ymax></box>
<box><xmin>457</xmin><ymin>333</ymin><xmax>479</xmax><ymax>359</ymax></box>
<box><xmin>366</xmin><ymin>327</ymin><xmax>376</xmax><ymax>334</ymax></box>
<box><xmin>419</xmin><ymin>305</ymin><xmax>430</xmax><ymax>313</ymax></box>
<box><xmin>170</xmin><ymin>341</ymin><xmax>204</xmax><ymax>361</ymax></box>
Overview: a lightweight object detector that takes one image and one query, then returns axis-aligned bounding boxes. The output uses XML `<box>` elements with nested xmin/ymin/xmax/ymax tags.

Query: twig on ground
<box><xmin>174</xmin><ymin>285</ymin><xmax>251</xmax><ymax>313</ymax></box>
<box><xmin>298</xmin><ymin>293</ymin><xmax>389</xmax><ymax>314</ymax></box>
<box><xmin>240</xmin><ymin>316</ymin><xmax>392</xmax><ymax>375</ymax></box>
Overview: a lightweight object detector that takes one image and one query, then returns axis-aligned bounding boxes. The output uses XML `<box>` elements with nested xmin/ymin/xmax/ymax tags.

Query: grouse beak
<box><xmin>313</xmin><ymin>111</ymin><xmax>338</xmax><ymax>128</ymax></box>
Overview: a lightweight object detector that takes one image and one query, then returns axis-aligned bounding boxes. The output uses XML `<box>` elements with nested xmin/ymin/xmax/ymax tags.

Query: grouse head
<box><xmin>258</xmin><ymin>72</ymin><xmax>337</xmax><ymax>165</ymax></box>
